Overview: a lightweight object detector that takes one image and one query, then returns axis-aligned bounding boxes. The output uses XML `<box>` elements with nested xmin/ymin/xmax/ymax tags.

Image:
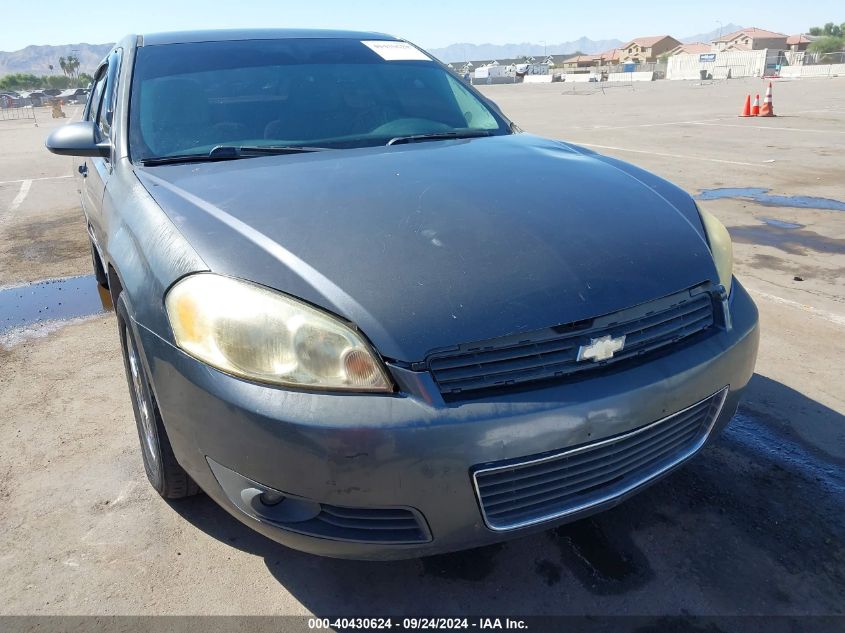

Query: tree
<box><xmin>808</xmin><ymin>20</ymin><xmax>844</xmax><ymax>37</ymax></box>
<box><xmin>822</xmin><ymin>22</ymin><xmax>842</xmax><ymax>37</ymax></box>
<box><xmin>806</xmin><ymin>20</ymin><xmax>845</xmax><ymax>55</ymax></box>
<box><xmin>65</xmin><ymin>55</ymin><xmax>80</xmax><ymax>79</ymax></box>
<box><xmin>57</xmin><ymin>55</ymin><xmax>81</xmax><ymax>79</ymax></box>
<box><xmin>0</xmin><ymin>73</ymin><xmax>42</xmax><ymax>90</ymax></box>
<box><xmin>44</xmin><ymin>75</ymin><xmax>72</xmax><ymax>89</ymax></box>
<box><xmin>808</xmin><ymin>36</ymin><xmax>845</xmax><ymax>54</ymax></box>
<box><xmin>76</xmin><ymin>72</ymin><xmax>94</xmax><ymax>88</ymax></box>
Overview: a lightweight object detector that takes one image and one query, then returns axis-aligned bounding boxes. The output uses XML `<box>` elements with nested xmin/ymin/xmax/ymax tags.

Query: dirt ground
<box><xmin>0</xmin><ymin>79</ymin><xmax>843</xmax><ymax>619</ymax></box>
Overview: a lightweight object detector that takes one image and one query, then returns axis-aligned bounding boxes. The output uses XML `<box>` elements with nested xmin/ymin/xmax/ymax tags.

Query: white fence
<box><xmin>560</xmin><ymin>73</ymin><xmax>596</xmax><ymax>83</ymax></box>
<box><xmin>778</xmin><ymin>64</ymin><xmax>845</xmax><ymax>78</ymax></box>
<box><xmin>785</xmin><ymin>51</ymin><xmax>845</xmax><ymax>66</ymax></box>
<box><xmin>522</xmin><ymin>75</ymin><xmax>553</xmax><ymax>83</ymax></box>
<box><xmin>666</xmin><ymin>50</ymin><xmax>775</xmax><ymax>80</ymax></box>
<box><xmin>607</xmin><ymin>71</ymin><xmax>654</xmax><ymax>82</ymax></box>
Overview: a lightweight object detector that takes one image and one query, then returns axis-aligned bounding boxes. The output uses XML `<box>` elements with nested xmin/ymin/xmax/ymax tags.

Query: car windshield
<box><xmin>129</xmin><ymin>38</ymin><xmax>510</xmax><ymax>162</ymax></box>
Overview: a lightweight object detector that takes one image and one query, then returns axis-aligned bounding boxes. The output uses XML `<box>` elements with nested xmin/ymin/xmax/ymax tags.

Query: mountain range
<box><xmin>0</xmin><ymin>24</ymin><xmax>748</xmax><ymax>75</ymax></box>
<box><xmin>680</xmin><ymin>24</ymin><xmax>744</xmax><ymax>44</ymax></box>
<box><xmin>428</xmin><ymin>38</ymin><xmax>624</xmax><ymax>63</ymax></box>
<box><xmin>428</xmin><ymin>24</ymin><xmax>745</xmax><ymax>63</ymax></box>
<box><xmin>0</xmin><ymin>43</ymin><xmax>113</xmax><ymax>77</ymax></box>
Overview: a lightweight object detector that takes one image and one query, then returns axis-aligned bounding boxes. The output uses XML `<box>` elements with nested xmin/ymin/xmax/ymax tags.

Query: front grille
<box><xmin>473</xmin><ymin>388</ymin><xmax>728</xmax><ymax>531</ymax></box>
<box><xmin>427</xmin><ymin>284</ymin><xmax>717</xmax><ymax>398</ymax></box>
<box><xmin>304</xmin><ymin>504</ymin><xmax>430</xmax><ymax>544</ymax></box>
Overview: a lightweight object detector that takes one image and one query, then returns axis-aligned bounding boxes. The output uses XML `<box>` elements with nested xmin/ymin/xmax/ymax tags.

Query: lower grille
<box><xmin>307</xmin><ymin>504</ymin><xmax>430</xmax><ymax>544</ymax></box>
<box><xmin>473</xmin><ymin>388</ymin><xmax>728</xmax><ymax>531</ymax></box>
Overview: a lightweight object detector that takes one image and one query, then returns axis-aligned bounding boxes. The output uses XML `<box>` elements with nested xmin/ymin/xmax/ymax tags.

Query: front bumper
<box><xmin>135</xmin><ymin>280</ymin><xmax>759</xmax><ymax>559</ymax></box>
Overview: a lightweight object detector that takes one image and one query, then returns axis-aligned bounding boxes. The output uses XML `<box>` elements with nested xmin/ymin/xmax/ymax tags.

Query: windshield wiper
<box><xmin>210</xmin><ymin>145</ymin><xmax>329</xmax><ymax>157</ymax></box>
<box><xmin>387</xmin><ymin>130</ymin><xmax>493</xmax><ymax>146</ymax></box>
<box><xmin>140</xmin><ymin>145</ymin><xmax>328</xmax><ymax>166</ymax></box>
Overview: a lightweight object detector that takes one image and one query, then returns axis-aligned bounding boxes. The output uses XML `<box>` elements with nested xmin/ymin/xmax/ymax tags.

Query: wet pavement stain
<box><xmin>663</xmin><ymin>400</ymin><xmax>845</xmax><ymax>601</ymax></box>
<box><xmin>696</xmin><ymin>187</ymin><xmax>845</xmax><ymax>212</ymax></box>
<box><xmin>726</xmin><ymin>409</ymin><xmax>845</xmax><ymax>498</ymax></box>
<box><xmin>728</xmin><ymin>224</ymin><xmax>845</xmax><ymax>255</ymax></box>
<box><xmin>0</xmin><ymin>274</ymin><xmax>113</xmax><ymax>334</ymax></box>
<box><xmin>549</xmin><ymin>517</ymin><xmax>653</xmax><ymax>595</ymax></box>
<box><xmin>748</xmin><ymin>253</ymin><xmax>845</xmax><ymax>284</ymax></box>
<box><xmin>534</xmin><ymin>559</ymin><xmax>562</xmax><ymax>586</ymax></box>
<box><xmin>420</xmin><ymin>543</ymin><xmax>504</xmax><ymax>581</ymax></box>
<box><xmin>760</xmin><ymin>217</ymin><xmax>803</xmax><ymax>229</ymax></box>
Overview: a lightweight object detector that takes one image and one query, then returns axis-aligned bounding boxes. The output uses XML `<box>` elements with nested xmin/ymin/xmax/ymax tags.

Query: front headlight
<box><xmin>165</xmin><ymin>274</ymin><xmax>393</xmax><ymax>392</ymax></box>
<box><xmin>699</xmin><ymin>208</ymin><xmax>733</xmax><ymax>295</ymax></box>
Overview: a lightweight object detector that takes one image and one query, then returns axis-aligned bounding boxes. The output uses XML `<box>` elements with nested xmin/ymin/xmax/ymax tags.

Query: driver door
<box><xmin>79</xmin><ymin>50</ymin><xmax>121</xmax><ymax>260</ymax></box>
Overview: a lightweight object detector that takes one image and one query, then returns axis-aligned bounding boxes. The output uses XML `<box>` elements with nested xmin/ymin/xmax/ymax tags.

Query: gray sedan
<box><xmin>45</xmin><ymin>29</ymin><xmax>759</xmax><ymax>559</ymax></box>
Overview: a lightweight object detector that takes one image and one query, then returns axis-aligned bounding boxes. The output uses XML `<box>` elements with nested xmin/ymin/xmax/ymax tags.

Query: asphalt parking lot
<box><xmin>1</xmin><ymin>77</ymin><xmax>843</xmax><ymax>619</ymax></box>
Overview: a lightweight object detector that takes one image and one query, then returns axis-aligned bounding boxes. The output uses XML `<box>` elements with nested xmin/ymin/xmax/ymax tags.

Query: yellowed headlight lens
<box><xmin>165</xmin><ymin>274</ymin><xmax>392</xmax><ymax>392</ymax></box>
<box><xmin>699</xmin><ymin>209</ymin><xmax>733</xmax><ymax>295</ymax></box>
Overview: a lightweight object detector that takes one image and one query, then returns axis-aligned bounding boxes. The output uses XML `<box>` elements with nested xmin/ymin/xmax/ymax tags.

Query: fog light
<box><xmin>259</xmin><ymin>491</ymin><xmax>285</xmax><ymax>506</ymax></box>
<box><xmin>208</xmin><ymin>457</ymin><xmax>321</xmax><ymax>524</ymax></box>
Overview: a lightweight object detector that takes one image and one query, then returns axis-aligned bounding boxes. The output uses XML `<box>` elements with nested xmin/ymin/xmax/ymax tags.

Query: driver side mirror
<box><xmin>45</xmin><ymin>120</ymin><xmax>111</xmax><ymax>157</ymax></box>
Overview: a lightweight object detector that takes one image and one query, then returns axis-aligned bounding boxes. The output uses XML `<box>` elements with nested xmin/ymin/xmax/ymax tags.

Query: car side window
<box><xmin>97</xmin><ymin>50</ymin><xmax>122</xmax><ymax>141</ymax></box>
<box><xmin>85</xmin><ymin>67</ymin><xmax>108</xmax><ymax>123</ymax></box>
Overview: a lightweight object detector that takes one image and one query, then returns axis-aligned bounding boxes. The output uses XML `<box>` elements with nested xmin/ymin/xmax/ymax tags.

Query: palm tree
<box><xmin>66</xmin><ymin>55</ymin><xmax>80</xmax><ymax>79</ymax></box>
<box><xmin>59</xmin><ymin>57</ymin><xmax>68</xmax><ymax>77</ymax></box>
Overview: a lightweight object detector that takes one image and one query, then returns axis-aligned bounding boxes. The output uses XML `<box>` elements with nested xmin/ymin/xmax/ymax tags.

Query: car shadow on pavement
<box><xmin>167</xmin><ymin>373</ymin><xmax>845</xmax><ymax>616</ymax></box>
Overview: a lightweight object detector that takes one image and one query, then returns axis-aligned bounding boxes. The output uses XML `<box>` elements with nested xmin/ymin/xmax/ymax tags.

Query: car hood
<box><xmin>136</xmin><ymin>134</ymin><xmax>718</xmax><ymax>362</ymax></box>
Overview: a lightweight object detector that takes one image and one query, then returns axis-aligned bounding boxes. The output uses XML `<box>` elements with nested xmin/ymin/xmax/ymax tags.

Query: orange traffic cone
<box><xmin>759</xmin><ymin>81</ymin><xmax>775</xmax><ymax>117</ymax></box>
<box><xmin>739</xmin><ymin>94</ymin><xmax>752</xmax><ymax>117</ymax></box>
<box><xmin>751</xmin><ymin>94</ymin><xmax>760</xmax><ymax>116</ymax></box>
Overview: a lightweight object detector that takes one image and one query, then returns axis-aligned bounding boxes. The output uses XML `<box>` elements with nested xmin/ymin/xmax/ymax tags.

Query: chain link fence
<box><xmin>0</xmin><ymin>96</ymin><xmax>36</xmax><ymax>121</ymax></box>
<box><xmin>786</xmin><ymin>50</ymin><xmax>845</xmax><ymax>66</ymax></box>
<box><xmin>779</xmin><ymin>50</ymin><xmax>845</xmax><ymax>78</ymax></box>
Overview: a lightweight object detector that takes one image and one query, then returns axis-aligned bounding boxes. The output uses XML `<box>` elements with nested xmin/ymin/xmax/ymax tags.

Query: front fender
<box><xmin>102</xmin><ymin>159</ymin><xmax>208</xmax><ymax>341</ymax></box>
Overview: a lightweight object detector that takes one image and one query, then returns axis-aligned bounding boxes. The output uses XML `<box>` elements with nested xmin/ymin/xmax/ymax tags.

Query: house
<box><xmin>786</xmin><ymin>34</ymin><xmax>816</xmax><ymax>52</ymax></box>
<box><xmin>619</xmin><ymin>35</ymin><xmax>682</xmax><ymax>63</ymax></box>
<box><xmin>666</xmin><ymin>42</ymin><xmax>712</xmax><ymax>56</ymax></box>
<box><xmin>712</xmin><ymin>27</ymin><xmax>788</xmax><ymax>51</ymax></box>
<box><xmin>559</xmin><ymin>49</ymin><xmax>624</xmax><ymax>70</ymax></box>
<box><xmin>596</xmin><ymin>48</ymin><xmax>622</xmax><ymax>64</ymax></box>
<box><xmin>560</xmin><ymin>54</ymin><xmax>599</xmax><ymax>70</ymax></box>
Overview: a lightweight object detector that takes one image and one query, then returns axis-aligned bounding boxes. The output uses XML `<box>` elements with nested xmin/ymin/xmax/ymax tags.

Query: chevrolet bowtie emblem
<box><xmin>577</xmin><ymin>334</ymin><xmax>626</xmax><ymax>362</ymax></box>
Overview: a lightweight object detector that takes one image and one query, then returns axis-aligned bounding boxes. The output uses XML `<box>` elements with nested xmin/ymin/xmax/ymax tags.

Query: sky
<box><xmin>2</xmin><ymin>0</ymin><xmax>842</xmax><ymax>52</ymax></box>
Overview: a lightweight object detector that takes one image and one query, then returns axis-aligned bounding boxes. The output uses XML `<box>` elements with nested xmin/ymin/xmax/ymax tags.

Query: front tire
<box><xmin>116</xmin><ymin>295</ymin><xmax>199</xmax><ymax>499</ymax></box>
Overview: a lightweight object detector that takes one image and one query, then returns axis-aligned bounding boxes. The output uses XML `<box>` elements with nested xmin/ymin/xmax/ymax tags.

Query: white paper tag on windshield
<box><xmin>362</xmin><ymin>40</ymin><xmax>431</xmax><ymax>61</ymax></box>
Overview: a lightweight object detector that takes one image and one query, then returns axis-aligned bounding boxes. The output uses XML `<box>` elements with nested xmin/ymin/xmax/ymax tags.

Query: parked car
<box><xmin>57</xmin><ymin>87</ymin><xmax>90</xmax><ymax>104</ymax></box>
<box><xmin>21</xmin><ymin>91</ymin><xmax>44</xmax><ymax>107</ymax></box>
<box><xmin>45</xmin><ymin>30</ymin><xmax>758</xmax><ymax>559</ymax></box>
